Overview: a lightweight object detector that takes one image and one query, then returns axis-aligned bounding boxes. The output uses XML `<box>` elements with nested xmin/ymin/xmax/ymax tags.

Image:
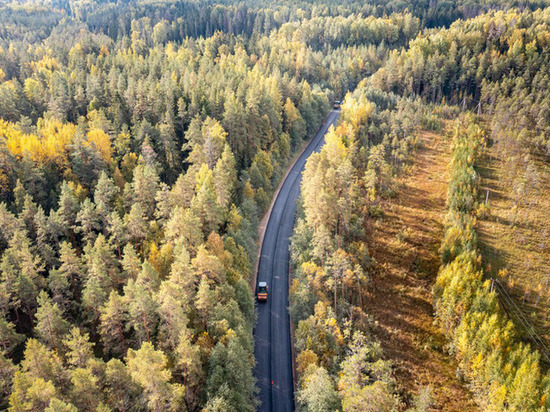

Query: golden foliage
<box><xmin>1</xmin><ymin>118</ymin><xmax>77</xmax><ymax>167</ymax></box>
<box><xmin>86</xmin><ymin>128</ymin><xmax>113</xmax><ymax>163</ymax></box>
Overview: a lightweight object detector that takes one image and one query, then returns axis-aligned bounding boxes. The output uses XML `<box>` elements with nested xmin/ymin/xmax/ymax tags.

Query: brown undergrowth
<box><xmin>364</xmin><ymin>128</ymin><xmax>478</xmax><ymax>411</ymax></box>
<box><xmin>477</xmin><ymin>145</ymin><xmax>550</xmax><ymax>360</ymax></box>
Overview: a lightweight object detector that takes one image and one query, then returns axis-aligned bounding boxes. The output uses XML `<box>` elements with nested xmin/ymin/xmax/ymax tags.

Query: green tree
<box><xmin>54</xmin><ymin>241</ymin><xmax>83</xmax><ymax>304</ymax></box>
<box><xmin>34</xmin><ymin>291</ymin><xmax>70</xmax><ymax>351</ymax></box>
<box><xmin>338</xmin><ymin>332</ymin><xmax>397</xmax><ymax>412</ymax></box>
<box><xmin>124</xmin><ymin>278</ymin><xmax>158</xmax><ymax>344</ymax></box>
<box><xmin>297</xmin><ymin>366</ymin><xmax>340</xmax><ymax>412</ymax></box>
<box><xmin>68</xmin><ymin>366</ymin><xmax>102</xmax><ymax>411</ymax></box>
<box><xmin>9</xmin><ymin>371</ymin><xmax>57</xmax><ymax>412</ymax></box>
<box><xmin>0</xmin><ymin>351</ymin><xmax>17</xmax><ymax>410</ymax></box>
<box><xmin>99</xmin><ymin>291</ymin><xmax>128</xmax><ymax>357</ymax></box>
<box><xmin>62</xmin><ymin>327</ymin><xmax>94</xmax><ymax>368</ymax></box>
<box><xmin>131</xmin><ymin>163</ymin><xmax>160</xmax><ymax>219</ymax></box>
<box><xmin>0</xmin><ymin>229</ymin><xmax>45</xmax><ymax>316</ymax></box>
<box><xmin>175</xmin><ymin>328</ymin><xmax>202</xmax><ymax>407</ymax></box>
<box><xmin>121</xmin><ymin>243</ymin><xmax>142</xmax><ymax>281</ymax></box>
<box><xmin>126</xmin><ymin>342</ymin><xmax>185</xmax><ymax>411</ymax></box>
<box><xmin>213</xmin><ymin>145</ymin><xmax>237</xmax><ymax>209</ymax></box>
<box><xmin>190</xmin><ymin>165</ymin><xmax>223</xmax><ymax>235</ymax></box>
<box><xmin>105</xmin><ymin>359</ymin><xmax>143</xmax><ymax>411</ymax></box>
<box><xmin>57</xmin><ymin>182</ymin><xmax>80</xmax><ymax>237</ymax></box>
<box><xmin>0</xmin><ymin>318</ymin><xmax>24</xmax><ymax>355</ymax></box>
<box><xmin>125</xmin><ymin>202</ymin><xmax>149</xmax><ymax>249</ymax></box>
<box><xmin>75</xmin><ymin>198</ymin><xmax>100</xmax><ymax>244</ymax></box>
<box><xmin>93</xmin><ymin>171</ymin><xmax>119</xmax><ymax>231</ymax></box>
<box><xmin>45</xmin><ymin>399</ymin><xmax>78</xmax><ymax>412</ymax></box>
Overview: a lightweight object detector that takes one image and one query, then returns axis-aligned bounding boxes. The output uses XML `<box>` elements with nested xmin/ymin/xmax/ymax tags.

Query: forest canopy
<box><xmin>1</xmin><ymin>0</ymin><xmax>550</xmax><ymax>410</ymax></box>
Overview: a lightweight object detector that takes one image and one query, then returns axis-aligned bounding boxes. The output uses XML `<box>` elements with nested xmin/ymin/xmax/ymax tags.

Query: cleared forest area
<box><xmin>365</xmin><ymin>127</ymin><xmax>477</xmax><ymax>410</ymax></box>
<box><xmin>478</xmin><ymin>143</ymin><xmax>550</xmax><ymax>356</ymax></box>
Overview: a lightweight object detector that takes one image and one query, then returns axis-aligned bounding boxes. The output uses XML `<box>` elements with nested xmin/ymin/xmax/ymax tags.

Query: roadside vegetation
<box><xmin>290</xmin><ymin>83</ymin><xmax>430</xmax><ymax>410</ymax></box>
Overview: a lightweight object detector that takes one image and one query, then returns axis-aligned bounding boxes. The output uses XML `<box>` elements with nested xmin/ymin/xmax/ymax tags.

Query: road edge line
<box><xmin>251</xmin><ymin>110</ymin><xmax>332</xmax><ymax>293</ymax></box>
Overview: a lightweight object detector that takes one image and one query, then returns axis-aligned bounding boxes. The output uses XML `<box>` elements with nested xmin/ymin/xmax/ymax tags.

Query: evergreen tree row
<box><xmin>434</xmin><ymin>116</ymin><xmax>550</xmax><ymax>410</ymax></box>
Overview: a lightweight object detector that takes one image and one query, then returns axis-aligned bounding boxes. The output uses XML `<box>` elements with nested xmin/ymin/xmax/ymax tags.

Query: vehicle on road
<box><xmin>333</xmin><ymin>100</ymin><xmax>341</xmax><ymax>109</ymax></box>
<box><xmin>257</xmin><ymin>282</ymin><xmax>268</xmax><ymax>301</ymax></box>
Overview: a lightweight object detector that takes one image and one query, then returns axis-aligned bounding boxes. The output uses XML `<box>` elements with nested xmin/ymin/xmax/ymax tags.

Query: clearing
<box><xmin>364</xmin><ymin>128</ymin><xmax>478</xmax><ymax>410</ymax></box>
<box><xmin>477</xmin><ymin>144</ymin><xmax>550</xmax><ymax>361</ymax></box>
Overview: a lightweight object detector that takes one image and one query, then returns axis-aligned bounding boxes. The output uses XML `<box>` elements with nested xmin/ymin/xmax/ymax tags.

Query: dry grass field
<box><xmin>364</xmin><ymin>128</ymin><xmax>478</xmax><ymax>410</ymax></box>
<box><xmin>477</xmin><ymin>146</ymin><xmax>550</xmax><ymax>360</ymax></box>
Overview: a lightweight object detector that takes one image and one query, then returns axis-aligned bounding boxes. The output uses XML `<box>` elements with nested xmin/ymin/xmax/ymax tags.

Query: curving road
<box><xmin>254</xmin><ymin>109</ymin><xmax>340</xmax><ymax>412</ymax></box>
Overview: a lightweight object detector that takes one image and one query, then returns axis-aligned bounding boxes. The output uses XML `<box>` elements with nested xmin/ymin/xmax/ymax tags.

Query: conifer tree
<box><xmin>62</xmin><ymin>327</ymin><xmax>94</xmax><ymax>368</ymax></box>
<box><xmin>126</xmin><ymin>342</ymin><xmax>185</xmax><ymax>411</ymax></box>
<box><xmin>75</xmin><ymin>198</ymin><xmax>100</xmax><ymax>244</ymax></box>
<box><xmin>99</xmin><ymin>291</ymin><xmax>128</xmax><ymax>357</ymax></box>
<box><xmin>34</xmin><ymin>291</ymin><xmax>70</xmax><ymax>351</ymax></box>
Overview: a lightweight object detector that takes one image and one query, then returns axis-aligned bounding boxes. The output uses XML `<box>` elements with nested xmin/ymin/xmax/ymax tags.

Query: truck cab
<box><xmin>257</xmin><ymin>282</ymin><xmax>268</xmax><ymax>301</ymax></box>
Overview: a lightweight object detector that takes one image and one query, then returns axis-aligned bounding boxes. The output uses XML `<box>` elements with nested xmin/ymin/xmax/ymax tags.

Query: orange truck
<box><xmin>257</xmin><ymin>282</ymin><xmax>268</xmax><ymax>301</ymax></box>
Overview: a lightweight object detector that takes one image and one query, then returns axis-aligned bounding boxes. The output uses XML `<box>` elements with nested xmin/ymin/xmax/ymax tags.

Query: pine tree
<box><xmin>297</xmin><ymin>366</ymin><xmax>339</xmax><ymax>412</ymax></box>
<box><xmin>57</xmin><ymin>181</ymin><xmax>80</xmax><ymax>238</ymax></box>
<box><xmin>55</xmin><ymin>241</ymin><xmax>83</xmax><ymax>305</ymax></box>
<box><xmin>195</xmin><ymin>277</ymin><xmax>214</xmax><ymax>331</ymax></box>
<box><xmin>107</xmin><ymin>211</ymin><xmax>128</xmax><ymax>257</ymax></box>
<box><xmin>338</xmin><ymin>332</ymin><xmax>397</xmax><ymax>411</ymax></box>
<box><xmin>0</xmin><ymin>318</ymin><xmax>24</xmax><ymax>354</ymax></box>
<box><xmin>124</xmin><ymin>278</ymin><xmax>158</xmax><ymax>345</ymax></box>
<box><xmin>45</xmin><ymin>399</ymin><xmax>78</xmax><ymax>412</ymax></box>
<box><xmin>19</xmin><ymin>338</ymin><xmax>67</xmax><ymax>390</ymax></box>
<box><xmin>105</xmin><ymin>359</ymin><xmax>143</xmax><ymax>411</ymax></box>
<box><xmin>122</xmin><ymin>243</ymin><xmax>142</xmax><ymax>282</ymax></box>
<box><xmin>131</xmin><ymin>163</ymin><xmax>160</xmax><ymax>219</ymax></box>
<box><xmin>0</xmin><ymin>229</ymin><xmax>45</xmax><ymax>316</ymax></box>
<box><xmin>213</xmin><ymin>145</ymin><xmax>237</xmax><ymax>210</ymax></box>
<box><xmin>190</xmin><ymin>165</ymin><xmax>223</xmax><ymax>235</ymax></box>
<box><xmin>158</xmin><ymin>111</ymin><xmax>180</xmax><ymax>176</ymax></box>
<box><xmin>125</xmin><ymin>202</ymin><xmax>149</xmax><ymax>250</ymax></box>
<box><xmin>62</xmin><ymin>327</ymin><xmax>94</xmax><ymax>368</ymax></box>
<box><xmin>47</xmin><ymin>266</ymin><xmax>72</xmax><ymax>315</ymax></box>
<box><xmin>75</xmin><ymin>198</ymin><xmax>100</xmax><ymax>244</ymax></box>
<box><xmin>69</xmin><ymin>366</ymin><xmax>103</xmax><ymax>411</ymax></box>
<box><xmin>165</xmin><ymin>207</ymin><xmax>203</xmax><ymax>251</ymax></box>
<box><xmin>19</xmin><ymin>194</ymin><xmax>38</xmax><ymax>239</ymax></box>
<box><xmin>155</xmin><ymin>182</ymin><xmax>172</xmax><ymax>225</ymax></box>
<box><xmin>99</xmin><ymin>291</ymin><xmax>128</xmax><ymax>357</ymax></box>
<box><xmin>175</xmin><ymin>328</ymin><xmax>202</xmax><ymax>406</ymax></box>
<box><xmin>126</xmin><ymin>342</ymin><xmax>185</xmax><ymax>411</ymax></box>
<box><xmin>82</xmin><ymin>274</ymin><xmax>109</xmax><ymax>326</ymax></box>
<box><xmin>94</xmin><ymin>171</ymin><xmax>119</xmax><ymax>232</ymax></box>
<box><xmin>84</xmin><ymin>234</ymin><xmax>121</xmax><ymax>288</ymax></box>
<box><xmin>34</xmin><ymin>291</ymin><xmax>70</xmax><ymax>351</ymax></box>
<box><xmin>34</xmin><ymin>206</ymin><xmax>55</xmax><ymax>268</ymax></box>
<box><xmin>283</xmin><ymin>97</ymin><xmax>306</xmax><ymax>145</ymax></box>
<box><xmin>9</xmin><ymin>371</ymin><xmax>58</xmax><ymax>412</ymax></box>
<box><xmin>156</xmin><ymin>280</ymin><xmax>189</xmax><ymax>352</ymax></box>
<box><xmin>0</xmin><ymin>351</ymin><xmax>17</xmax><ymax>409</ymax></box>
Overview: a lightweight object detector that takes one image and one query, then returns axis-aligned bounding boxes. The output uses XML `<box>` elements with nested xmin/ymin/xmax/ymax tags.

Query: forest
<box><xmin>289</xmin><ymin>5</ymin><xmax>550</xmax><ymax>411</ymax></box>
<box><xmin>1</xmin><ymin>0</ymin><xmax>550</xmax><ymax>411</ymax></box>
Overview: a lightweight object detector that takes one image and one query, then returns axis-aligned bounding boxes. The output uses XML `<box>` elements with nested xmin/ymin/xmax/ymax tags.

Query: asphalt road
<box><xmin>253</xmin><ymin>109</ymin><xmax>340</xmax><ymax>412</ymax></box>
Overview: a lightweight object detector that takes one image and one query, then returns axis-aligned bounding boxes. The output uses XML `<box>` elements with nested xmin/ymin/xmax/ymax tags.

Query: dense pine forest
<box><xmin>0</xmin><ymin>0</ymin><xmax>549</xmax><ymax>411</ymax></box>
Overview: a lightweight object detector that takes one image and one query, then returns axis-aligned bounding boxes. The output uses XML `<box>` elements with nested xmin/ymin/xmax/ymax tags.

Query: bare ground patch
<box><xmin>364</xmin><ymin>129</ymin><xmax>478</xmax><ymax>411</ymax></box>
